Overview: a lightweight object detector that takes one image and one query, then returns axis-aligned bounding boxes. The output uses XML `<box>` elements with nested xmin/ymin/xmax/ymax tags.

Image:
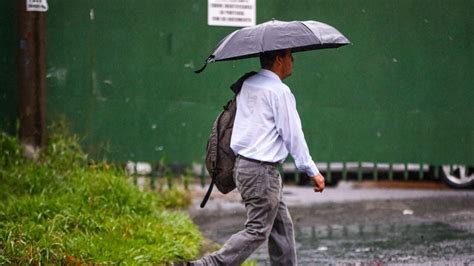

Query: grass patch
<box><xmin>0</xmin><ymin>126</ymin><xmax>202</xmax><ymax>264</ymax></box>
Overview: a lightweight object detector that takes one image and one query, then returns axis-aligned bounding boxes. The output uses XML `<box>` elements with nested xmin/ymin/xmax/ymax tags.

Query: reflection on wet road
<box><xmin>190</xmin><ymin>183</ymin><xmax>474</xmax><ymax>264</ymax></box>
<box><xmin>293</xmin><ymin>223</ymin><xmax>473</xmax><ymax>264</ymax></box>
<box><xmin>207</xmin><ymin>222</ymin><xmax>474</xmax><ymax>264</ymax></box>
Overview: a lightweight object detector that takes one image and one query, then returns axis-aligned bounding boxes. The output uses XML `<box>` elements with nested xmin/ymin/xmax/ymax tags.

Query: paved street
<box><xmin>189</xmin><ymin>181</ymin><xmax>474</xmax><ymax>265</ymax></box>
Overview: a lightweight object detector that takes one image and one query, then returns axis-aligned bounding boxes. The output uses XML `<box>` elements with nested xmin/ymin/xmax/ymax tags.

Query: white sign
<box><xmin>26</xmin><ymin>0</ymin><xmax>48</xmax><ymax>12</ymax></box>
<box><xmin>208</xmin><ymin>0</ymin><xmax>256</xmax><ymax>27</ymax></box>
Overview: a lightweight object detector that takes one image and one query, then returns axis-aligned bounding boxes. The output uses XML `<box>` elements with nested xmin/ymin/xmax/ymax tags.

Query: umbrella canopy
<box><xmin>196</xmin><ymin>19</ymin><xmax>350</xmax><ymax>73</ymax></box>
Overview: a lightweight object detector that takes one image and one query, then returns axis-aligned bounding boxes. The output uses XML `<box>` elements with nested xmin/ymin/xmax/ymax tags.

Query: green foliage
<box><xmin>242</xmin><ymin>260</ymin><xmax>258</xmax><ymax>266</ymax></box>
<box><xmin>155</xmin><ymin>186</ymin><xmax>192</xmax><ymax>209</ymax></box>
<box><xmin>42</xmin><ymin>119</ymin><xmax>88</xmax><ymax>170</ymax></box>
<box><xmin>0</xmin><ymin>132</ymin><xmax>24</xmax><ymax>168</ymax></box>
<box><xmin>0</xmin><ymin>130</ymin><xmax>202</xmax><ymax>264</ymax></box>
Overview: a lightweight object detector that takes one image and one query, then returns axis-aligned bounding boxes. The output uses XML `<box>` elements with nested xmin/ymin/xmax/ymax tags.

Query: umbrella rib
<box><xmin>260</xmin><ymin>21</ymin><xmax>269</xmax><ymax>52</ymax></box>
<box><xmin>212</xmin><ymin>30</ymin><xmax>240</xmax><ymax>60</ymax></box>
<box><xmin>299</xmin><ymin>21</ymin><xmax>323</xmax><ymax>45</ymax></box>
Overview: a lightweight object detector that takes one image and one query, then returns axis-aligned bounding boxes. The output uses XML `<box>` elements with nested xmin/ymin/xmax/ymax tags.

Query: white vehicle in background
<box><xmin>282</xmin><ymin>162</ymin><xmax>474</xmax><ymax>189</ymax></box>
<box><xmin>439</xmin><ymin>165</ymin><xmax>474</xmax><ymax>189</ymax></box>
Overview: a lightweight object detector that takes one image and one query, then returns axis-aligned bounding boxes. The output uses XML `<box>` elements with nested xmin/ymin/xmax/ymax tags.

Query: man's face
<box><xmin>280</xmin><ymin>49</ymin><xmax>294</xmax><ymax>80</ymax></box>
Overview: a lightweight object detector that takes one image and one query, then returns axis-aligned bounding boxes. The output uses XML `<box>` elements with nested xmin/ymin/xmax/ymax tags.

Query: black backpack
<box><xmin>201</xmin><ymin>71</ymin><xmax>257</xmax><ymax>208</ymax></box>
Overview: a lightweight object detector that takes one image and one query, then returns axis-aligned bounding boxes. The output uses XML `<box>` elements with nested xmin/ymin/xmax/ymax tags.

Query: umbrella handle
<box><xmin>194</xmin><ymin>56</ymin><xmax>215</xmax><ymax>74</ymax></box>
<box><xmin>194</xmin><ymin>62</ymin><xmax>208</xmax><ymax>74</ymax></box>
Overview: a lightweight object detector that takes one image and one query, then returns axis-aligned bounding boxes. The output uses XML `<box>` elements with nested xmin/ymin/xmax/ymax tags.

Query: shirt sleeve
<box><xmin>273</xmin><ymin>88</ymin><xmax>320</xmax><ymax>177</ymax></box>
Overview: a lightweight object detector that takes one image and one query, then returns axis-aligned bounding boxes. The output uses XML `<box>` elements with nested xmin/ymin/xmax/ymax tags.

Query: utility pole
<box><xmin>17</xmin><ymin>0</ymin><xmax>47</xmax><ymax>157</ymax></box>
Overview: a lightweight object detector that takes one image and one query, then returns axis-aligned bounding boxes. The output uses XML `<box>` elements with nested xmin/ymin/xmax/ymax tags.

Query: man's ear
<box><xmin>270</xmin><ymin>57</ymin><xmax>279</xmax><ymax>70</ymax></box>
<box><xmin>275</xmin><ymin>55</ymin><xmax>283</xmax><ymax>66</ymax></box>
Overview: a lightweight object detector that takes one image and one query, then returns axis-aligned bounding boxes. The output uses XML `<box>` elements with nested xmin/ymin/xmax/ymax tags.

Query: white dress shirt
<box><xmin>230</xmin><ymin>69</ymin><xmax>320</xmax><ymax>177</ymax></box>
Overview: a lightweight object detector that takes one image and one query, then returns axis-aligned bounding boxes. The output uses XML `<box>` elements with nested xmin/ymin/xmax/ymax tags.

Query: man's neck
<box><xmin>262</xmin><ymin>67</ymin><xmax>283</xmax><ymax>80</ymax></box>
<box><xmin>270</xmin><ymin>66</ymin><xmax>285</xmax><ymax>80</ymax></box>
<box><xmin>260</xmin><ymin>69</ymin><xmax>282</xmax><ymax>81</ymax></box>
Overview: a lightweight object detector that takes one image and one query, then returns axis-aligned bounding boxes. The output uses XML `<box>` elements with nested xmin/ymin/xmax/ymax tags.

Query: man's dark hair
<box><xmin>259</xmin><ymin>49</ymin><xmax>287</xmax><ymax>69</ymax></box>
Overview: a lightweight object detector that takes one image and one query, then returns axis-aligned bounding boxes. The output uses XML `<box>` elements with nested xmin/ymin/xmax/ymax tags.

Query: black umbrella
<box><xmin>196</xmin><ymin>19</ymin><xmax>350</xmax><ymax>73</ymax></box>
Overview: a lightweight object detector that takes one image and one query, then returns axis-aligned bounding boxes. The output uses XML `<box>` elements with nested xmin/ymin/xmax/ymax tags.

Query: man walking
<box><xmin>191</xmin><ymin>48</ymin><xmax>325</xmax><ymax>265</ymax></box>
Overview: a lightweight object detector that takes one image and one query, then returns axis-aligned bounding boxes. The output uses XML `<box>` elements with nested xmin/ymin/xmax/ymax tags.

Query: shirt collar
<box><xmin>259</xmin><ymin>69</ymin><xmax>281</xmax><ymax>81</ymax></box>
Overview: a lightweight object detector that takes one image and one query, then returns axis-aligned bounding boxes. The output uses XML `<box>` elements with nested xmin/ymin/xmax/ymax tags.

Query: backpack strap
<box><xmin>200</xmin><ymin>179</ymin><xmax>215</xmax><ymax>208</ymax></box>
<box><xmin>230</xmin><ymin>71</ymin><xmax>258</xmax><ymax>94</ymax></box>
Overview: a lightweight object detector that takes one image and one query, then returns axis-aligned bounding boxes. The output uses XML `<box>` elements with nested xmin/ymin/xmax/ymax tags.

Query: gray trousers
<box><xmin>192</xmin><ymin>157</ymin><xmax>297</xmax><ymax>266</ymax></box>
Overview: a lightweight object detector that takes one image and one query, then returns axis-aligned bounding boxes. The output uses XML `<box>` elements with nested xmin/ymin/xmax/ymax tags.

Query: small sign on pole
<box><xmin>208</xmin><ymin>0</ymin><xmax>256</xmax><ymax>27</ymax></box>
<box><xmin>26</xmin><ymin>0</ymin><xmax>48</xmax><ymax>12</ymax></box>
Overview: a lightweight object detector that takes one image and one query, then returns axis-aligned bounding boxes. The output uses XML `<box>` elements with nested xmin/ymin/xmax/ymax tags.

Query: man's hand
<box><xmin>312</xmin><ymin>173</ymin><xmax>325</xmax><ymax>193</ymax></box>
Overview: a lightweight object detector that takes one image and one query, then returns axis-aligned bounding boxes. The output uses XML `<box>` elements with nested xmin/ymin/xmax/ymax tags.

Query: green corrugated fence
<box><xmin>1</xmin><ymin>0</ymin><xmax>472</xmax><ymax>171</ymax></box>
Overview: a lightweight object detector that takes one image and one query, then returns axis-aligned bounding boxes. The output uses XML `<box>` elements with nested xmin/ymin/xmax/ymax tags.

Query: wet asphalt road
<box><xmin>189</xmin><ymin>181</ymin><xmax>474</xmax><ymax>265</ymax></box>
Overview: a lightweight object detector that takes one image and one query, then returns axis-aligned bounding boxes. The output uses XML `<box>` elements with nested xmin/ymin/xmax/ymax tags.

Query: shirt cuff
<box><xmin>306</xmin><ymin>163</ymin><xmax>320</xmax><ymax>177</ymax></box>
<box><xmin>299</xmin><ymin>160</ymin><xmax>319</xmax><ymax>177</ymax></box>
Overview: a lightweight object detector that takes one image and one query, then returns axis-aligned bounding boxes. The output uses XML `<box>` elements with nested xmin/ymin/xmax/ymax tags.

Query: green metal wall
<box><xmin>3</xmin><ymin>0</ymin><xmax>473</xmax><ymax>166</ymax></box>
<box><xmin>0</xmin><ymin>1</ymin><xmax>17</xmax><ymax>134</ymax></box>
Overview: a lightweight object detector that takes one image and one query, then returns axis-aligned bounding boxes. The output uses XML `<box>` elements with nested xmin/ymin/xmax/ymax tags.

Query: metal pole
<box><xmin>17</xmin><ymin>0</ymin><xmax>46</xmax><ymax>153</ymax></box>
<box><xmin>36</xmin><ymin>10</ymin><xmax>46</xmax><ymax>147</ymax></box>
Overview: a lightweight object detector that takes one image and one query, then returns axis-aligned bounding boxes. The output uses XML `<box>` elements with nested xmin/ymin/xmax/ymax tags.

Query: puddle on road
<box><xmin>291</xmin><ymin>222</ymin><xmax>474</xmax><ymax>264</ymax></box>
<box><xmin>203</xmin><ymin>222</ymin><xmax>474</xmax><ymax>264</ymax></box>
